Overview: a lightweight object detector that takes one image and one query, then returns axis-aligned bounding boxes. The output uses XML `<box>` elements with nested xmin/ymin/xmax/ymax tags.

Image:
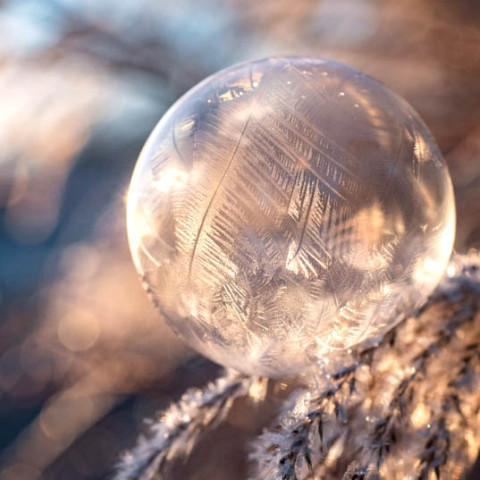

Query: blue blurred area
<box><xmin>0</xmin><ymin>0</ymin><xmax>479</xmax><ymax>478</ymax></box>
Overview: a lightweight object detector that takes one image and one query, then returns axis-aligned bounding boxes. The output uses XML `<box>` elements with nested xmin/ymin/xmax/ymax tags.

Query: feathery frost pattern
<box><xmin>127</xmin><ymin>57</ymin><xmax>455</xmax><ymax>376</ymax></box>
<box><xmin>116</xmin><ymin>253</ymin><xmax>480</xmax><ymax>480</ymax></box>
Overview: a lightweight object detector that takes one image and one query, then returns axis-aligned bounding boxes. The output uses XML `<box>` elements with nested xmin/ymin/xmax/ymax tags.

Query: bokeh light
<box><xmin>0</xmin><ymin>0</ymin><xmax>478</xmax><ymax>478</ymax></box>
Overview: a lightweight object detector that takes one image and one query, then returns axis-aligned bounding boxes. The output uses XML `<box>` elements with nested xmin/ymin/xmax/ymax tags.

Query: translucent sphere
<box><xmin>127</xmin><ymin>57</ymin><xmax>455</xmax><ymax>377</ymax></box>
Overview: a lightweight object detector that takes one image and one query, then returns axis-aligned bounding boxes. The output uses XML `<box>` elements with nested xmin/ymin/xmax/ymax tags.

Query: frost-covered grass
<box><xmin>116</xmin><ymin>254</ymin><xmax>480</xmax><ymax>480</ymax></box>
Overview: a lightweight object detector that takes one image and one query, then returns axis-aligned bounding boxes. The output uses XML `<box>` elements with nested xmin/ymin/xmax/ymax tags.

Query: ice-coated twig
<box><xmin>342</xmin><ymin>256</ymin><xmax>480</xmax><ymax>480</ymax></box>
<box><xmin>250</xmin><ymin>360</ymin><xmax>360</xmax><ymax>480</ymax></box>
<box><xmin>350</xmin><ymin>288</ymin><xmax>476</xmax><ymax>476</ymax></box>
<box><xmin>249</xmin><ymin>254</ymin><xmax>480</xmax><ymax>480</ymax></box>
<box><xmin>413</xmin><ymin>314</ymin><xmax>480</xmax><ymax>479</ymax></box>
<box><xmin>115</xmin><ymin>369</ymin><xmax>256</xmax><ymax>480</ymax></box>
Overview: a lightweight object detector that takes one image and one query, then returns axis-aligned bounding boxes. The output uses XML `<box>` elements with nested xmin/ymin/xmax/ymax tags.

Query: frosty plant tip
<box><xmin>126</xmin><ymin>56</ymin><xmax>455</xmax><ymax>377</ymax></box>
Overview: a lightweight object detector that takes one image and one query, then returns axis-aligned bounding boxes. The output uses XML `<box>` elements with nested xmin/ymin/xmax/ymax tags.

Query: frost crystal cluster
<box><xmin>127</xmin><ymin>57</ymin><xmax>455</xmax><ymax>376</ymax></box>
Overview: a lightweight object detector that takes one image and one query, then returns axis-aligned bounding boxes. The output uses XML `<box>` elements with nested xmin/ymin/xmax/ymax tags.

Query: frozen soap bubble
<box><xmin>127</xmin><ymin>57</ymin><xmax>455</xmax><ymax>377</ymax></box>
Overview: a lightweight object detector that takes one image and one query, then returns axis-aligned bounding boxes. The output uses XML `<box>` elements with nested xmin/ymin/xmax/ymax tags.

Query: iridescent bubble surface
<box><xmin>127</xmin><ymin>57</ymin><xmax>455</xmax><ymax>377</ymax></box>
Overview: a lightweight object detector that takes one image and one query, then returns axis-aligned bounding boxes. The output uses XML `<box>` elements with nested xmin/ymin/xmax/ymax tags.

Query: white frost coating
<box><xmin>115</xmin><ymin>369</ymin><xmax>253</xmax><ymax>480</ymax></box>
<box><xmin>115</xmin><ymin>254</ymin><xmax>480</xmax><ymax>480</ymax></box>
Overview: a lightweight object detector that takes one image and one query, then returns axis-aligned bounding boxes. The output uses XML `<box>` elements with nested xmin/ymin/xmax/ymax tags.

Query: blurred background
<box><xmin>0</xmin><ymin>0</ymin><xmax>479</xmax><ymax>478</ymax></box>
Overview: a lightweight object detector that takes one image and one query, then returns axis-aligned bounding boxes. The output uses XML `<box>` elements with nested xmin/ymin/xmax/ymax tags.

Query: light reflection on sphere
<box><xmin>127</xmin><ymin>57</ymin><xmax>455</xmax><ymax>377</ymax></box>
